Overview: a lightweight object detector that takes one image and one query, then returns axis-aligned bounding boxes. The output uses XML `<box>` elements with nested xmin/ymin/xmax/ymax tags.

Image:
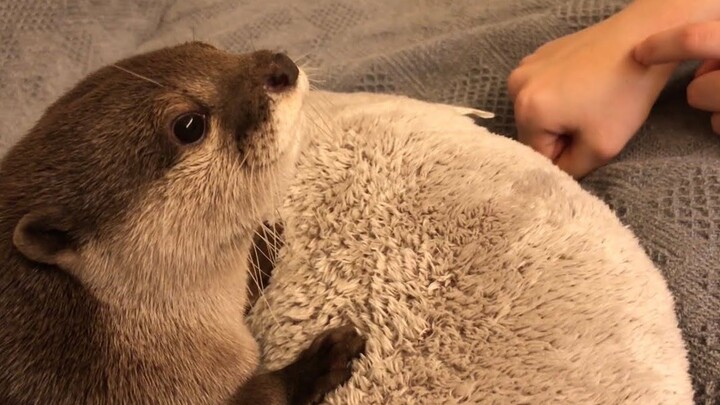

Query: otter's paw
<box><xmin>284</xmin><ymin>325</ymin><xmax>366</xmax><ymax>405</ymax></box>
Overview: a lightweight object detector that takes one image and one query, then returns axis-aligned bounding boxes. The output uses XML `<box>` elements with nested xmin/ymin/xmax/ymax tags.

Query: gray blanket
<box><xmin>1</xmin><ymin>0</ymin><xmax>717</xmax><ymax>403</ymax></box>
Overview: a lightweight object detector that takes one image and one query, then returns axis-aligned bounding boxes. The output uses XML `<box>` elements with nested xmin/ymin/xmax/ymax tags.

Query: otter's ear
<box><xmin>13</xmin><ymin>208</ymin><xmax>79</xmax><ymax>269</ymax></box>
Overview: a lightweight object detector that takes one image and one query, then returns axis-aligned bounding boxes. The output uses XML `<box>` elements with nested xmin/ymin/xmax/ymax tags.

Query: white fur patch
<box><xmin>246</xmin><ymin>91</ymin><xmax>694</xmax><ymax>404</ymax></box>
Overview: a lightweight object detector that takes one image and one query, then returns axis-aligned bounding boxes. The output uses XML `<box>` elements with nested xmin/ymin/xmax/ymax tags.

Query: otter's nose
<box><xmin>266</xmin><ymin>53</ymin><xmax>299</xmax><ymax>93</ymax></box>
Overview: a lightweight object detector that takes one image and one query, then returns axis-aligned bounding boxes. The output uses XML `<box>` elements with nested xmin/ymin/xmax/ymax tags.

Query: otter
<box><xmin>0</xmin><ymin>41</ymin><xmax>365</xmax><ymax>405</ymax></box>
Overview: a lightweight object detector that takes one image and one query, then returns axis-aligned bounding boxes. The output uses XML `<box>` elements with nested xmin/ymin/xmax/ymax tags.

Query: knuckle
<box><xmin>593</xmin><ymin>140</ymin><xmax>624</xmax><ymax>162</ymax></box>
<box><xmin>512</xmin><ymin>89</ymin><xmax>544</xmax><ymax>123</ymax></box>
<box><xmin>518</xmin><ymin>53</ymin><xmax>536</xmax><ymax>67</ymax></box>
<box><xmin>680</xmin><ymin>24</ymin><xmax>713</xmax><ymax>52</ymax></box>
<box><xmin>507</xmin><ymin>68</ymin><xmax>525</xmax><ymax>98</ymax></box>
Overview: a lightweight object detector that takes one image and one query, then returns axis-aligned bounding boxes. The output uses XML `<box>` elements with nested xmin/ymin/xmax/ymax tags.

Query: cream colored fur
<box><xmin>246</xmin><ymin>91</ymin><xmax>694</xmax><ymax>404</ymax></box>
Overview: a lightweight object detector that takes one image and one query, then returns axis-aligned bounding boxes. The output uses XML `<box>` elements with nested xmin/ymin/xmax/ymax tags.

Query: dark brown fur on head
<box><xmin>1</xmin><ymin>42</ymin><xmax>289</xmax><ymax>255</ymax></box>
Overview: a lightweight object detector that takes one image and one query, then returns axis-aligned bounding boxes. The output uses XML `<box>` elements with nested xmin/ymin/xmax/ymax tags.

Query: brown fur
<box><xmin>0</xmin><ymin>42</ymin><xmax>364</xmax><ymax>405</ymax></box>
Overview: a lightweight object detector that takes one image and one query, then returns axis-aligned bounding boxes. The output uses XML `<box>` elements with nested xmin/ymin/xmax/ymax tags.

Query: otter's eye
<box><xmin>172</xmin><ymin>113</ymin><xmax>206</xmax><ymax>144</ymax></box>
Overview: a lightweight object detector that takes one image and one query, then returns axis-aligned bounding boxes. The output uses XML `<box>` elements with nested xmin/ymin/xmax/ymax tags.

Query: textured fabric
<box><xmin>0</xmin><ymin>0</ymin><xmax>717</xmax><ymax>403</ymax></box>
<box><xmin>247</xmin><ymin>91</ymin><xmax>694</xmax><ymax>404</ymax></box>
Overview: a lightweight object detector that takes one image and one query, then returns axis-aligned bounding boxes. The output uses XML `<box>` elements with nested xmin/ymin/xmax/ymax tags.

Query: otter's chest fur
<box><xmin>0</xmin><ymin>242</ymin><xmax>258</xmax><ymax>405</ymax></box>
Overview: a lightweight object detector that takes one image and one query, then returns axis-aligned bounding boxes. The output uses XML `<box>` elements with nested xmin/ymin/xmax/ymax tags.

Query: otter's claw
<box><xmin>284</xmin><ymin>325</ymin><xmax>366</xmax><ymax>405</ymax></box>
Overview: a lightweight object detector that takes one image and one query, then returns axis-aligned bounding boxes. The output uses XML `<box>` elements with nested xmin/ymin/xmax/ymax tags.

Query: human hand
<box><xmin>634</xmin><ymin>21</ymin><xmax>720</xmax><ymax>134</ymax></box>
<box><xmin>508</xmin><ymin>11</ymin><xmax>677</xmax><ymax>179</ymax></box>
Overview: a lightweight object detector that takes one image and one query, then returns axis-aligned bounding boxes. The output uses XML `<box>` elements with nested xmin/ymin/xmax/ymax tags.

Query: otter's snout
<box><xmin>266</xmin><ymin>53</ymin><xmax>299</xmax><ymax>93</ymax></box>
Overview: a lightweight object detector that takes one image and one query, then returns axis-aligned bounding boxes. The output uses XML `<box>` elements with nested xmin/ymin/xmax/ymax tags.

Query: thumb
<box><xmin>518</xmin><ymin>129</ymin><xmax>566</xmax><ymax>162</ymax></box>
<box><xmin>554</xmin><ymin>137</ymin><xmax>611</xmax><ymax>179</ymax></box>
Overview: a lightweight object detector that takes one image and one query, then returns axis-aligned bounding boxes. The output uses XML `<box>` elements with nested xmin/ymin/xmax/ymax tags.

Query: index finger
<box><xmin>634</xmin><ymin>21</ymin><xmax>720</xmax><ymax>65</ymax></box>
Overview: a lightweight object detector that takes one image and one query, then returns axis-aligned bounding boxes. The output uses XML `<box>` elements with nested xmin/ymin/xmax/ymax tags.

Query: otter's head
<box><xmin>0</xmin><ymin>42</ymin><xmax>309</xmax><ymax>304</ymax></box>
